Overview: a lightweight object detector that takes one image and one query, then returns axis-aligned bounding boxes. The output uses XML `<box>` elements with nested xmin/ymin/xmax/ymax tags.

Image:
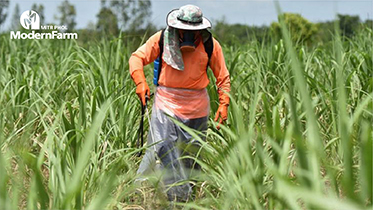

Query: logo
<box><xmin>20</xmin><ymin>10</ymin><xmax>40</xmax><ymax>30</ymax></box>
<box><xmin>11</xmin><ymin>10</ymin><xmax>78</xmax><ymax>40</ymax></box>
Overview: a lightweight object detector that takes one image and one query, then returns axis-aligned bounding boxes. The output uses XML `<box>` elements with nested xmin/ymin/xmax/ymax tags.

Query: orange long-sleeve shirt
<box><xmin>129</xmin><ymin>30</ymin><xmax>230</xmax><ymax>106</ymax></box>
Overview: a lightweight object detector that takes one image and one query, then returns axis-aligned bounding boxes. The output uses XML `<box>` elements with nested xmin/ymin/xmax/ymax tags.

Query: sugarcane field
<box><xmin>0</xmin><ymin>0</ymin><xmax>372</xmax><ymax>209</ymax></box>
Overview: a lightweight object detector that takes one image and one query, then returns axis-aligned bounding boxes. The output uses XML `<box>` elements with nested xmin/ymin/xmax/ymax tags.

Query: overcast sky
<box><xmin>1</xmin><ymin>0</ymin><xmax>372</xmax><ymax>31</ymax></box>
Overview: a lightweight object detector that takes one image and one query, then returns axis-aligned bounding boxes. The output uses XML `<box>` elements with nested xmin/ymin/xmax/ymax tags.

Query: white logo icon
<box><xmin>20</xmin><ymin>10</ymin><xmax>40</xmax><ymax>30</ymax></box>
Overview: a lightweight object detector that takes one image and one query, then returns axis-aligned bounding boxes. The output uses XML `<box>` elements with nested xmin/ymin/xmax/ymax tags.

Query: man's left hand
<box><xmin>214</xmin><ymin>105</ymin><xmax>228</xmax><ymax>130</ymax></box>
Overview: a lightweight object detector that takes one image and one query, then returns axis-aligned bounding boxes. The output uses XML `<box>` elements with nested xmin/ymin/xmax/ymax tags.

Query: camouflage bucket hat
<box><xmin>166</xmin><ymin>5</ymin><xmax>212</xmax><ymax>30</ymax></box>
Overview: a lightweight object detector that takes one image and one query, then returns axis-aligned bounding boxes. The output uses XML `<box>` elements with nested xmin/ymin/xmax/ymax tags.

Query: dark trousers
<box><xmin>137</xmin><ymin>106</ymin><xmax>208</xmax><ymax>201</ymax></box>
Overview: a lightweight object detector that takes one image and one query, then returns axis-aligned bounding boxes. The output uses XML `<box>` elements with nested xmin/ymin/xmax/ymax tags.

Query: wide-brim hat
<box><xmin>166</xmin><ymin>5</ymin><xmax>212</xmax><ymax>30</ymax></box>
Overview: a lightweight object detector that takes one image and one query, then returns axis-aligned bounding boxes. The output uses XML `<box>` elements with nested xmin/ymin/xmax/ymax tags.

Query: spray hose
<box><xmin>136</xmin><ymin>93</ymin><xmax>155</xmax><ymax>157</ymax></box>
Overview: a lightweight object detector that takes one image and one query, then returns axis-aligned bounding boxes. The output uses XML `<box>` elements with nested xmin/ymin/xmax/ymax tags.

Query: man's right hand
<box><xmin>131</xmin><ymin>70</ymin><xmax>150</xmax><ymax>106</ymax></box>
<box><xmin>136</xmin><ymin>82</ymin><xmax>150</xmax><ymax>106</ymax></box>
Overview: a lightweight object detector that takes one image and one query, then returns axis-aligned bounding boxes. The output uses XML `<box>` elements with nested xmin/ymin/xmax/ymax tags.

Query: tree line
<box><xmin>214</xmin><ymin>13</ymin><xmax>372</xmax><ymax>46</ymax></box>
<box><xmin>1</xmin><ymin>0</ymin><xmax>372</xmax><ymax>47</ymax></box>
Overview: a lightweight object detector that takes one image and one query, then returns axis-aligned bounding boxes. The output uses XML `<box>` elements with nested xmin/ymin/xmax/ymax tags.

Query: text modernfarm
<box><xmin>10</xmin><ymin>31</ymin><xmax>78</xmax><ymax>40</ymax></box>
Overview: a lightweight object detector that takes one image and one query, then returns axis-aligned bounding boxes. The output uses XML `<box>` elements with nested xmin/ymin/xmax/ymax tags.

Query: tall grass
<box><xmin>0</xmin><ymin>20</ymin><xmax>372</xmax><ymax>209</ymax></box>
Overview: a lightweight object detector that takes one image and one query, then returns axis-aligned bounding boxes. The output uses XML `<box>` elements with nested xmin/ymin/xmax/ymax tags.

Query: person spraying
<box><xmin>129</xmin><ymin>4</ymin><xmax>230</xmax><ymax>202</ymax></box>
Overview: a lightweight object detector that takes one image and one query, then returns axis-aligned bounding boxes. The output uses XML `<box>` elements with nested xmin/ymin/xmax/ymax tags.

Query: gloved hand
<box><xmin>214</xmin><ymin>104</ymin><xmax>228</xmax><ymax>130</ymax></box>
<box><xmin>131</xmin><ymin>70</ymin><xmax>150</xmax><ymax>106</ymax></box>
<box><xmin>136</xmin><ymin>82</ymin><xmax>150</xmax><ymax>106</ymax></box>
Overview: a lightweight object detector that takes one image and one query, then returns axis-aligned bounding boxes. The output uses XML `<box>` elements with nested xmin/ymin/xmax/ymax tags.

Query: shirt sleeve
<box><xmin>209</xmin><ymin>38</ymin><xmax>231</xmax><ymax>106</ymax></box>
<box><xmin>129</xmin><ymin>31</ymin><xmax>162</xmax><ymax>82</ymax></box>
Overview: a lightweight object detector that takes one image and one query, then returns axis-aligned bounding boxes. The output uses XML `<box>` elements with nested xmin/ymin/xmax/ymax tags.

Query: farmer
<box><xmin>129</xmin><ymin>4</ymin><xmax>230</xmax><ymax>201</ymax></box>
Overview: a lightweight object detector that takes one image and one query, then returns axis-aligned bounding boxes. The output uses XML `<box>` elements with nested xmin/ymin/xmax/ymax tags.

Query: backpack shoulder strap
<box><xmin>203</xmin><ymin>33</ymin><xmax>214</xmax><ymax>69</ymax></box>
<box><xmin>153</xmin><ymin>29</ymin><xmax>165</xmax><ymax>86</ymax></box>
<box><xmin>159</xmin><ymin>29</ymin><xmax>165</xmax><ymax>58</ymax></box>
